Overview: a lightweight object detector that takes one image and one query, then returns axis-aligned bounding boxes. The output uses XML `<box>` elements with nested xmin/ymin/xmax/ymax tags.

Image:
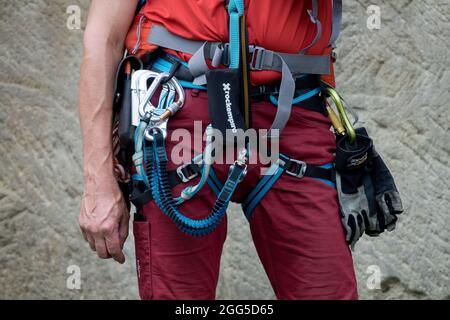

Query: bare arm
<box><xmin>78</xmin><ymin>0</ymin><xmax>138</xmax><ymax>263</ymax></box>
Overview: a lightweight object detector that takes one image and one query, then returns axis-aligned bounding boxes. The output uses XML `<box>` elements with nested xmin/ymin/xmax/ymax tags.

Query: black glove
<box><xmin>365</xmin><ymin>147</ymin><xmax>404</xmax><ymax>236</ymax></box>
<box><xmin>335</xmin><ymin>128</ymin><xmax>377</xmax><ymax>248</ymax></box>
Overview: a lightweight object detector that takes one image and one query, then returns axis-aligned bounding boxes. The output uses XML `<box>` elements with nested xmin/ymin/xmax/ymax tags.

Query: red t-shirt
<box><xmin>125</xmin><ymin>0</ymin><xmax>334</xmax><ymax>86</ymax></box>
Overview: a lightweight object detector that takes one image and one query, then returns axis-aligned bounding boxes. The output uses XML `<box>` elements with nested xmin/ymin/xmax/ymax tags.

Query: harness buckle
<box><xmin>285</xmin><ymin>159</ymin><xmax>307</xmax><ymax>178</ymax></box>
<box><xmin>176</xmin><ymin>164</ymin><xmax>199</xmax><ymax>183</ymax></box>
<box><xmin>249</xmin><ymin>46</ymin><xmax>266</xmax><ymax>70</ymax></box>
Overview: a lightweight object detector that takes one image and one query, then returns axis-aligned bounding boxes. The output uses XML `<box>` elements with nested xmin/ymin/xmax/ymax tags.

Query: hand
<box><xmin>78</xmin><ymin>175</ymin><xmax>130</xmax><ymax>263</ymax></box>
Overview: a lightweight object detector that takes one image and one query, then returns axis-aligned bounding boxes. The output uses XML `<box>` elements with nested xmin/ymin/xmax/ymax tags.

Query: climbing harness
<box><xmin>112</xmin><ymin>0</ymin><xmax>402</xmax><ymax>242</ymax></box>
<box><xmin>111</xmin><ymin>0</ymin><xmax>341</xmax><ymax>236</ymax></box>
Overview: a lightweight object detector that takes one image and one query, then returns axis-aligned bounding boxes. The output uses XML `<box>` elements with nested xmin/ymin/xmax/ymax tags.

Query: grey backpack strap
<box><xmin>300</xmin><ymin>0</ymin><xmax>322</xmax><ymax>54</ymax></box>
<box><xmin>330</xmin><ymin>0</ymin><xmax>343</xmax><ymax>48</ymax></box>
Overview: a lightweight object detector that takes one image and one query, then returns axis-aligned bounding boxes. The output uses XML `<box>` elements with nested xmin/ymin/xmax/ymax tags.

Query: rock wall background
<box><xmin>0</xmin><ymin>0</ymin><xmax>448</xmax><ymax>299</ymax></box>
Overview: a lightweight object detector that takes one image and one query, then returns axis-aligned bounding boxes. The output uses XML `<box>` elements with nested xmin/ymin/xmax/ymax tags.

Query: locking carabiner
<box><xmin>137</xmin><ymin>73</ymin><xmax>185</xmax><ymax>141</ymax></box>
<box><xmin>323</xmin><ymin>87</ymin><xmax>356</xmax><ymax>144</ymax></box>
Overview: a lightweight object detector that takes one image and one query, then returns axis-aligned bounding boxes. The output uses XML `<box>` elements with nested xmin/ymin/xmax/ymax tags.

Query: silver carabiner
<box><xmin>138</xmin><ymin>72</ymin><xmax>170</xmax><ymax>119</ymax></box>
<box><xmin>143</xmin><ymin>107</ymin><xmax>169</xmax><ymax>141</ymax></box>
<box><xmin>141</xmin><ymin>73</ymin><xmax>186</xmax><ymax>141</ymax></box>
<box><xmin>132</xmin><ymin>70</ymin><xmax>160</xmax><ymax>125</ymax></box>
<box><xmin>158</xmin><ymin>76</ymin><xmax>185</xmax><ymax>121</ymax></box>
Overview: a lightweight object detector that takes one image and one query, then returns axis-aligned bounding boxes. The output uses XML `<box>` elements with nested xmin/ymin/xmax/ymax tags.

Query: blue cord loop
<box><xmin>138</xmin><ymin>129</ymin><xmax>245</xmax><ymax>236</ymax></box>
<box><xmin>227</xmin><ymin>0</ymin><xmax>244</xmax><ymax>69</ymax></box>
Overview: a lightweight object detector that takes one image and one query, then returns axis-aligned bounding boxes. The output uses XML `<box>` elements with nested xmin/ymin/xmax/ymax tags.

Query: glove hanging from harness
<box><xmin>335</xmin><ymin>128</ymin><xmax>377</xmax><ymax>248</ymax></box>
<box><xmin>325</xmin><ymin>87</ymin><xmax>404</xmax><ymax>247</ymax></box>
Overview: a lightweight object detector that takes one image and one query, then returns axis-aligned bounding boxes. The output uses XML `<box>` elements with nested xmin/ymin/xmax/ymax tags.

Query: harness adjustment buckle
<box><xmin>176</xmin><ymin>164</ymin><xmax>199</xmax><ymax>183</ymax></box>
<box><xmin>249</xmin><ymin>46</ymin><xmax>267</xmax><ymax>71</ymax></box>
<box><xmin>285</xmin><ymin>159</ymin><xmax>307</xmax><ymax>178</ymax></box>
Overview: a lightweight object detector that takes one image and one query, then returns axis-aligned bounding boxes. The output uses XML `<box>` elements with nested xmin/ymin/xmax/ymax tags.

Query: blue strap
<box><xmin>270</xmin><ymin>87</ymin><xmax>321</xmax><ymax>106</ymax></box>
<box><xmin>242</xmin><ymin>155</ymin><xmax>336</xmax><ymax>220</ymax></box>
<box><xmin>206</xmin><ymin>168</ymin><xmax>224</xmax><ymax>196</ymax></box>
<box><xmin>242</xmin><ymin>164</ymin><xmax>284</xmax><ymax>220</ymax></box>
<box><xmin>227</xmin><ymin>0</ymin><xmax>244</xmax><ymax>69</ymax></box>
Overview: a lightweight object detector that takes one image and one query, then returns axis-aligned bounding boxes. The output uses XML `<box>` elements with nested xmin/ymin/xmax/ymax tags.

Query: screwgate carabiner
<box><xmin>323</xmin><ymin>87</ymin><xmax>356</xmax><ymax>144</ymax></box>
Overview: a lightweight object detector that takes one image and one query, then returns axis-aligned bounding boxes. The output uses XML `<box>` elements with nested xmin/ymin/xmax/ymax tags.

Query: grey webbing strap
<box><xmin>148</xmin><ymin>25</ymin><xmax>204</xmax><ymax>54</ymax></box>
<box><xmin>301</xmin><ymin>0</ymin><xmax>322</xmax><ymax>54</ymax></box>
<box><xmin>269</xmin><ymin>52</ymin><xmax>330</xmax><ymax>76</ymax></box>
<box><xmin>188</xmin><ymin>42</ymin><xmax>209</xmax><ymax>85</ymax></box>
<box><xmin>189</xmin><ymin>42</ymin><xmax>229</xmax><ymax>85</ymax></box>
<box><xmin>267</xmin><ymin>55</ymin><xmax>296</xmax><ymax>136</ymax></box>
<box><xmin>330</xmin><ymin>0</ymin><xmax>343</xmax><ymax>48</ymax></box>
<box><xmin>148</xmin><ymin>25</ymin><xmax>330</xmax><ymax>76</ymax></box>
<box><xmin>247</xmin><ymin>46</ymin><xmax>330</xmax><ymax>75</ymax></box>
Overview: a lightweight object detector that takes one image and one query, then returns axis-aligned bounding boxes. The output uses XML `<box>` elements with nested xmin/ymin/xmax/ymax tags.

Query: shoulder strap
<box><xmin>300</xmin><ymin>0</ymin><xmax>322</xmax><ymax>54</ymax></box>
<box><xmin>330</xmin><ymin>0</ymin><xmax>342</xmax><ymax>48</ymax></box>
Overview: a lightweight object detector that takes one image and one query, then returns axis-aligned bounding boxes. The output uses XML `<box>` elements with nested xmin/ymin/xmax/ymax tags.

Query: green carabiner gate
<box><xmin>323</xmin><ymin>87</ymin><xmax>356</xmax><ymax>144</ymax></box>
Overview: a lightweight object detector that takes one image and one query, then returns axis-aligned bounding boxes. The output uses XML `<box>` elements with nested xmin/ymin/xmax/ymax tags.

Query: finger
<box><xmin>105</xmin><ymin>232</ymin><xmax>125</xmax><ymax>264</ymax></box>
<box><xmin>94</xmin><ymin>237</ymin><xmax>111</xmax><ymax>259</ymax></box>
<box><xmin>86</xmin><ymin>233</ymin><xmax>96</xmax><ymax>252</ymax></box>
<box><xmin>118</xmin><ymin>210</ymin><xmax>130</xmax><ymax>249</ymax></box>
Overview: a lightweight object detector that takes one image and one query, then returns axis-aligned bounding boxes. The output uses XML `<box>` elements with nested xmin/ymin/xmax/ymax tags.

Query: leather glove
<box><xmin>335</xmin><ymin>128</ymin><xmax>377</xmax><ymax>248</ymax></box>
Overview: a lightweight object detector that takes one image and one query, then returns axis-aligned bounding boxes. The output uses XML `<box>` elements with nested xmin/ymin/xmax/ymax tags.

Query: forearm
<box><xmin>78</xmin><ymin>43</ymin><xmax>122</xmax><ymax>182</ymax></box>
<box><xmin>78</xmin><ymin>0</ymin><xmax>138</xmax><ymax>187</ymax></box>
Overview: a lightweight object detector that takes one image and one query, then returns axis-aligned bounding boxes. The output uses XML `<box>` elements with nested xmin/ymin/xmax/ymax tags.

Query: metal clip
<box><xmin>249</xmin><ymin>46</ymin><xmax>267</xmax><ymax>70</ymax></box>
<box><xmin>323</xmin><ymin>87</ymin><xmax>356</xmax><ymax>144</ymax></box>
<box><xmin>134</xmin><ymin>72</ymin><xmax>185</xmax><ymax>141</ymax></box>
<box><xmin>138</xmin><ymin>72</ymin><xmax>169</xmax><ymax>119</ymax></box>
<box><xmin>285</xmin><ymin>159</ymin><xmax>307</xmax><ymax>178</ymax></box>
<box><xmin>176</xmin><ymin>164</ymin><xmax>199</xmax><ymax>183</ymax></box>
<box><xmin>131</xmin><ymin>70</ymin><xmax>160</xmax><ymax>126</ymax></box>
<box><xmin>144</xmin><ymin>109</ymin><xmax>168</xmax><ymax>141</ymax></box>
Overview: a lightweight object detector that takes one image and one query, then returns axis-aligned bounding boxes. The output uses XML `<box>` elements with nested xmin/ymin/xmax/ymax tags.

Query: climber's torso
<box><xmin>125</xmin><ymin>0</ymin><xmax>334</xmax><ymax>85</ymax></box>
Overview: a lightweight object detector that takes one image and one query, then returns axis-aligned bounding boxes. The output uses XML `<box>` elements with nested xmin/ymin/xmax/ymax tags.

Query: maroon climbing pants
<box><xmin>133</xmin><ymin>89</ymin><xmax>357</xmax><ymax>300</ymax></box>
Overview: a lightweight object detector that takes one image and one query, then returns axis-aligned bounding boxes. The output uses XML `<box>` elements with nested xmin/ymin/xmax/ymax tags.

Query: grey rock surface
<box><xmin>0</xmin><ymin>0</ymin><xmax>448</xmax><ymax>299</ymax></box>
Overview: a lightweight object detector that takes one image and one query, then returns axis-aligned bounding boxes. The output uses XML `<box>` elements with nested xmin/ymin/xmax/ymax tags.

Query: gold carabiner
<box><xmin>323</xmin><ymin>87</ymin><xmax>356</xmax><ymax>144</ymax></box>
